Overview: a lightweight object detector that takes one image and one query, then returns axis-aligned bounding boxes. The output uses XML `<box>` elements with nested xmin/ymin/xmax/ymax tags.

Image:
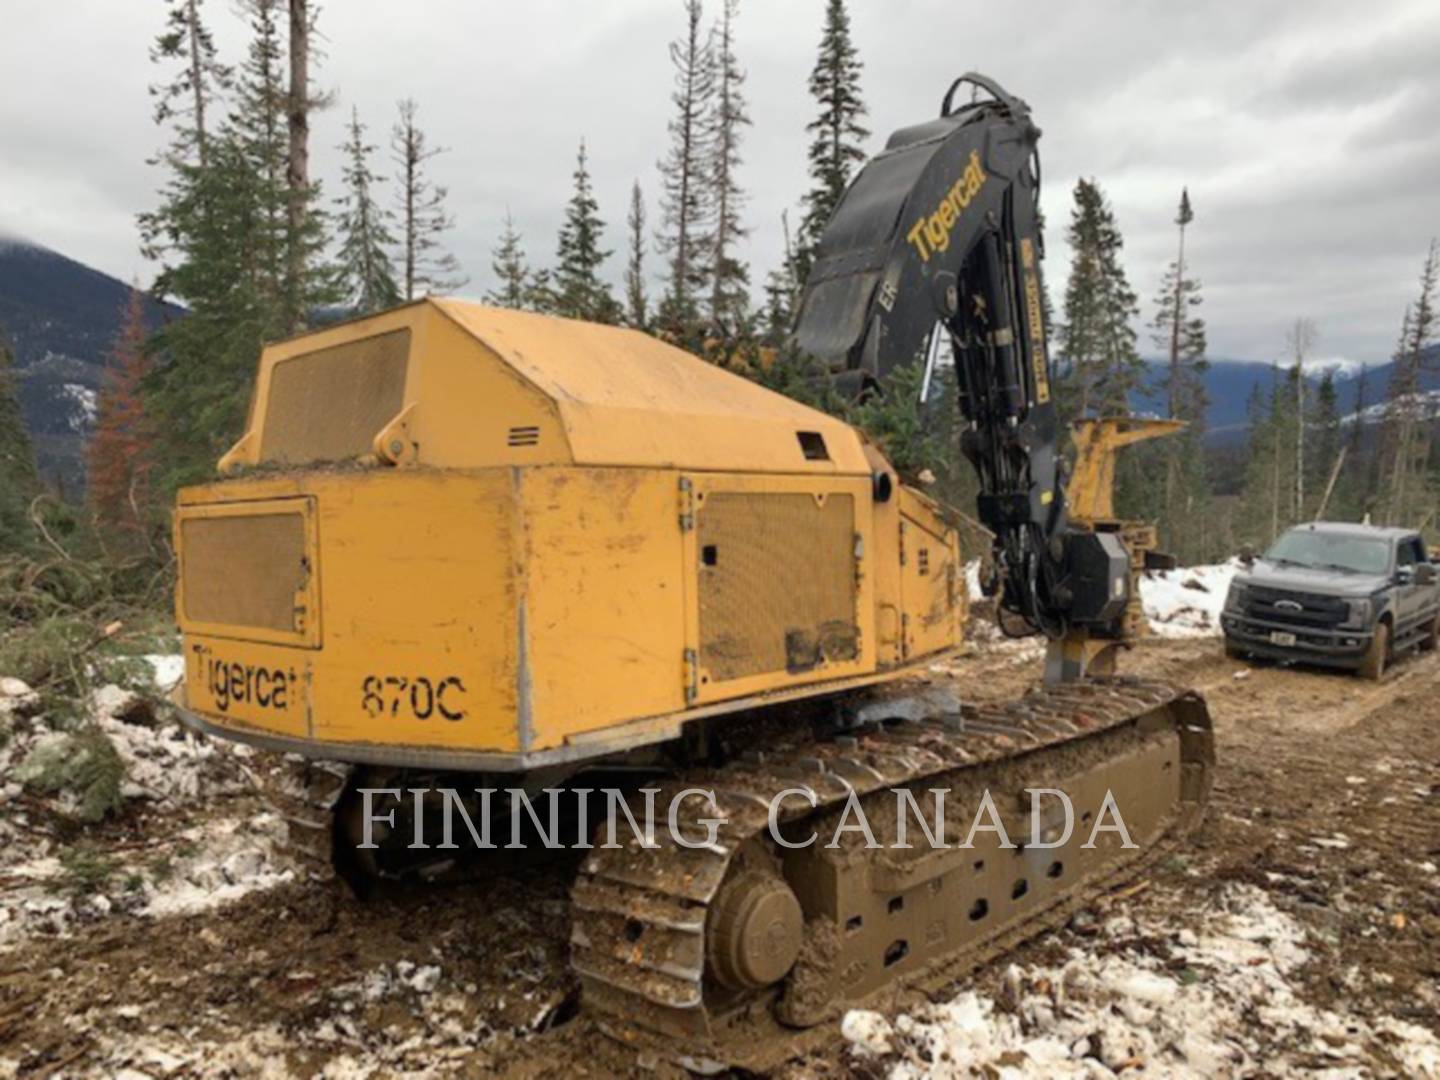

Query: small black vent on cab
<box><xmin>508</xmin><ymin>426</ymin><xmax>541</xmax><ymax>447</ymax></box>
<box><xmin>797</xmin><ymin>431</ymin><xmax>829</xmax><ymax>461</ymax></box>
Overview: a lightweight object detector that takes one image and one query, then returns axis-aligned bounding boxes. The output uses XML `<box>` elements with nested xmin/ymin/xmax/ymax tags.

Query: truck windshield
<box><xmin>1264</xmin><ymin>531</ymin><xmax>1390</xmax><ymax>574</ymax></box>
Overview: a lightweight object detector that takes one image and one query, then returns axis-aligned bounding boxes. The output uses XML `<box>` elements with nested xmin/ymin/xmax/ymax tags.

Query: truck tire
<box><xmin>1359</xmin><ymin>621</ymin><xmax>1389</xmax><ymax>680</ymax></box>
<box><xmin>1223</xmin><ymin>638</ymin><xmax>1246</xmax><ymax>661</ymax></box>
<box><xmin>1421</xmin><ymin>613</ymin><xmax>1440</xmax><ymax>653</ymax></box>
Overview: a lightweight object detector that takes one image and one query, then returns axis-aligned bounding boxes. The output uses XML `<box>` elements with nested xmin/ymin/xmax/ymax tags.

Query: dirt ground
<box><xmin>1</xmin><ymin>632</ymin><xmax>1437</xmax><ymax>1078</ymax></box>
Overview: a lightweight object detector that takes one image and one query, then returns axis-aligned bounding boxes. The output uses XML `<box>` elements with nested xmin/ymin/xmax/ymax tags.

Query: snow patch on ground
<box><xmin>0</xmin><ymin>661</ymin><xmax>284</xmax><ymax>951</ymax></box>
<box><xmin>1141</xmin><ymin>560</ymin><xmax>1238</xmax><ymax>638</ymax></box>
<box><xmin>967</xmin><ymin>557</ymin><xmax>1238</xmax><ymax>641</ymax></box>
<box><xmin>843</xmin><ymin>883</ymin><xmax>1440</xmax><ymax>1078</ymax></box>
<box><xmin>145</xmin><ymin>653</ymin><xmax>185</xmax><ymax>691</ymax></box>
<box><xmin>0</xmin><ymin>812</ymin><xmax>291</xmax><ymax>950</ymax></box>
<box><xmin>140</xmin><ymin>814</ymin><xmax>294</xmax><ymax>918</ymax></box>
<box><xmin>87</xmin><ymin>955</ymin><xmax>569</xmax><ymax>1077</ymax></box>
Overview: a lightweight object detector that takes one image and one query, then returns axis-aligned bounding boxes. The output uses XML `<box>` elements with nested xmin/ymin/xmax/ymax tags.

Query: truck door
<box><xmin>1395</xmin><ymin>535</ymin><xmax>1428</xmax><ymax>634</ymax></box>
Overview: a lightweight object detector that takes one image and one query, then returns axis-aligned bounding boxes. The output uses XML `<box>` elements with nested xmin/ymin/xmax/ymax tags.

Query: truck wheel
<box><xmin>1359</xmin><ymin>622</ymin><xmax>1389</xmax><ymax>680</ymax></box>
<box><xmin>1421</xmin><ymin>614</ymin><xmax>1440</xmax><ymax>653</ymax></box>
<box><xmin>1223</xmin><ymin>638</ymin><xmax>1246</xmax><ymax>661</ymax></box>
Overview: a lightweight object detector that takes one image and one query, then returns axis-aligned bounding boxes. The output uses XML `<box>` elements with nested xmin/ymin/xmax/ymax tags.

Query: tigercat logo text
<box><xmin>196</xmin><ymin>646</ymin><xmax>297</xmax><ymax>713</ymax></box>
<box><xmin>906</xmin><ymin>149</ymin><xmax>988</xmax><ymax>263</ymax></box>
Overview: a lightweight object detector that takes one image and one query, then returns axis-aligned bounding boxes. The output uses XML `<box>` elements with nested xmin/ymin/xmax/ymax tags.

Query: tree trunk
<box><xmin>185</xmin><ymin>0</ymin><xmax>209</xmax><ymax>167</ymax></box>
<box><xmin>286</xmin><ymin>0</ymin><xmax>310</xmax><ymax>332</ymax></box>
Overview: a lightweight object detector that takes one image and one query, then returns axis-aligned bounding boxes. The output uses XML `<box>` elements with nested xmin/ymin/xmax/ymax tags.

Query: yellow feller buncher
<box><xmin>174</xmin><ymin>75</ymin><xmax>1212</xmax><ymax>1066</ymax></box>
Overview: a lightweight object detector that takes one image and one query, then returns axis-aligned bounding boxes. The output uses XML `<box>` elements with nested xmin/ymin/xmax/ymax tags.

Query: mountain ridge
<box><xmin>0</xmin><ymin>240</ymin><xmax>182</xmax><ymax>494</ymax></box>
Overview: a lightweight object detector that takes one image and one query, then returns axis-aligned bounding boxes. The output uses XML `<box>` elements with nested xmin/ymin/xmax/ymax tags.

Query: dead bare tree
<box><xmin>391</xmin><ymin>98</ymin><xmax>466</xmax><ymax>300</ymax></box>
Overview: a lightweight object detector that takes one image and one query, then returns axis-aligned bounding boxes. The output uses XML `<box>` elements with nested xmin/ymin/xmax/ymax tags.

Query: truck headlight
<box><xmin>1341</xmin><ymin>598</ymin><xmax>1372</xmax><ymax>629</ymax></box>
<box><xmin>1224</xmin><ymin>582</ymin><xmax>1249</xmax><ymax>612</ymax></box>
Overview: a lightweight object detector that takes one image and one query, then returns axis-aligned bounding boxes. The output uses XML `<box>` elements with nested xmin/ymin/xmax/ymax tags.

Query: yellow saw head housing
<box><xmin>174</xmin><ymin>300</ymin><xmax>964</xmax><ymax>771</ymax></box>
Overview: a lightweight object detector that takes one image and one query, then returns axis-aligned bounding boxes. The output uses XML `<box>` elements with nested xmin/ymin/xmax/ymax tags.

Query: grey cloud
<box><xmin>0</xmin><ymin>0</ymin><xmax>1436</xmax><ymax>370</ymax></box>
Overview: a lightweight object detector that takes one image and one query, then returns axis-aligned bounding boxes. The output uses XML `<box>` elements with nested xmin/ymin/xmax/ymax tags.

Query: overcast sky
<box><xmin>3</xmin><ymin>0</ymin><xmax>1438</xmax><ymax>367</ymax></box>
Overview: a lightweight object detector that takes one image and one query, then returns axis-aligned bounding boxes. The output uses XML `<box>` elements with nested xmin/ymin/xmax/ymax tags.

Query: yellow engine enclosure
<box><xmin>175</xmin><ymin>300</ymin><xmax>963</xmax><ymax>770</ymax></box>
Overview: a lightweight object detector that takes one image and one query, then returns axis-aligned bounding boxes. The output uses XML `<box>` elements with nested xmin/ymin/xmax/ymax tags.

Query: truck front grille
<box><xmin>1244</xmin><ymin>586</ymin><xmax>1348</xmax><ymax>629</ymax></box>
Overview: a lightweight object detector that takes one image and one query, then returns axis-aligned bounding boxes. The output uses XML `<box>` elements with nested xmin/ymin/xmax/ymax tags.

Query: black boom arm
<box><xmin>794</xmin><ymin>74</ymin><xmax>1121</xmax><ymax>637</ymax></box>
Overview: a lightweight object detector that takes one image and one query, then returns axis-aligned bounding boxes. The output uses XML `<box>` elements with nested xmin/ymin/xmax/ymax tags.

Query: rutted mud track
<box><xmin>2</xmin><ymin>635</ymin><xmax>1437</xmax><ymax>1077</ymax></box>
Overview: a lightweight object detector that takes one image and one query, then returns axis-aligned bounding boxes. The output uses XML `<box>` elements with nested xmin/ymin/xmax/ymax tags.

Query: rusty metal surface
<box><xmin>568</xmin><ymin>678</ymin><xmax>1214</xmax><ymax>1064</ymax></box>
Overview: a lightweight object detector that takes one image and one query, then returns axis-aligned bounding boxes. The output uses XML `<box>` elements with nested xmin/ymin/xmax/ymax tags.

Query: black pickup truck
<box><xmin>1220</xmin><ymin>522</ymin><xmax>1440</xmax><ymax>679</ymax></box>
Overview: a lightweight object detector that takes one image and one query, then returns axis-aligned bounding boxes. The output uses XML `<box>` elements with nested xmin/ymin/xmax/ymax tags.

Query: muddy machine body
<box><xmin>175</xmin><ymin>75</ymin><xmax>1212</xmax><ymax>1064</ymax></box>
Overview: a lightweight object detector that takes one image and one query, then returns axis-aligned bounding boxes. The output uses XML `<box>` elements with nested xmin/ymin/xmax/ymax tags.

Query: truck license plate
<box><xmin>1269</xmin><ymin>631</ymin><xmax>1297</xmax><ymax>646</ymax></box>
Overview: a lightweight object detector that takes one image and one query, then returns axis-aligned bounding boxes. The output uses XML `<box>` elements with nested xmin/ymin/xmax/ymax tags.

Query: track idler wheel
<box><xmin>706</xmin><ymin>870</ymin><xmax>804</xmax><ymax>992</ymax></box>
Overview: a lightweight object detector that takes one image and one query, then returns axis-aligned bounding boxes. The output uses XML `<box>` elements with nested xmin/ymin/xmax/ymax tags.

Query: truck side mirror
<box><xmin>1397</xmin><ymin>565</ymin><xmax>1416</xmax><ymax>586</ymax></box>
<box><xmin>1239</xmin><ymin>544</ymin><xmax>1256</xmax><ymax>567</ymax></box>
<box><xmin>1416</xmin><ymin>564</ymin><xmax>1436</xmax><ymax>585</ymax></box>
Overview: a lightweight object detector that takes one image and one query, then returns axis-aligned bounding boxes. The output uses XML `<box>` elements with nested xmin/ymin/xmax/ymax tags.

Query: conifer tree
<box><xmin>1149</xmin><ymin>188</ymin><xmax>1209</xmax><ymax>559</ymax></box>
<box><xmin>656</xmin><ymin>0</ymin><xmax>716</xmax><ymax>332</ymax></box>
<box><xmin>762</xmin><ymin>269</ymin><xmax>794</xmax><ymax>347</ymax></box>
<box><xmin>760</xmin><ymin>210</ymin><xmax>800</xmax><ymax>347</ymax></box>
<box><xmin>797</xmin><ymin>0</ymin><xmax>868</xmax><ymax>283</ymax></box>
<box><xmin>1311</xmin><ymin>368</ymin><xmax>1342</xmax><ymax>517</ymax></box>
<box><xmin>486</xmin><ymin>211</ymin><xmax>533</xmax><ymax>310</ymax></box>
<box><xmin>143</xmin><ymin>1</ymin><xmax>298</xmax><ymax>489</ymax></box>
<box><xmin>553</xmin><ymin>141</ymin><xmax>621</xmax><ymax>324</ymax></box>
<box><xmin>0</xmin><ymin>328</ymin><xmax>40</xmax><ymax>553</ymax></box>
<box><xmin>1059</xmin><ymin>178</ymin><xmax>1141</xmax><ymax>418</ymax></box>
<box><xmin>281</xmin><ymin>0</ymin><xmax>336</xmax><ymax>331</ymax></box>
<box><xmin>231</xmin><ymin>0</ymin><xmax>290</xmax><ymax>312</ymax></box>
<box><xmin>1285</xmin><ymin>318</ymin><xmax>1318</xmax><ymax>519</ymax></box>
<box><xmin>392</xmin><ymin>98</ymin><xmax>466</xmax><ymax>300</ymax></box>
<box><xmin>624</xmin><ymin>182</ymin><xmax>649</xmax><ymax>328</ymax></box>
<box><xmin>1151</xmin><ymin>190</ymin><xmax>1207</xmax><ymax>420</ymax></box>
<box><xmin>1382</xmin><ymin>240</ymin><xmax>1438</xmax><ymax>525</ymax></box>
<box><xmin>1236</xmin><ymin>382</ymin><xmax>1275</xmax><ymax>545</ymax></box>
<box><xmin>87</xmin><ymin>290</ymin><xmax>156</xmax><ymax>543</ymax></box>
<box><xmin>334</xmin><ymin>107</ymin><xmax>400</xmax><ymax>314</ymax></box>
<box><xmin>706</xmin><ymin>0</ymin><xmax>750</xmax><ymax>333</ymax></box>
<box><xmin>149</xmin><ymin>0</ymin><xmax>231</xmax><ymax>170</ymax></box>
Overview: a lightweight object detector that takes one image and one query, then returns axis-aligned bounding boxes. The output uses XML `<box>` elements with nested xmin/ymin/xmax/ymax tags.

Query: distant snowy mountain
<box><xmin>0</xmin><ymin>239</ymin><xmax>181</xmax><ymax>493</ymax></box>
<box><xmin>1135</xmin><ymin>348</ymin><xmax>1440</xmax><ymax>446</ymax></box>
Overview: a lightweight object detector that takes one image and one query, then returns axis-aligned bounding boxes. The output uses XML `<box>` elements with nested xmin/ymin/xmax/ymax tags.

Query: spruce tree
<box><xmin>706</xmin><ymin>0</ymin><xmax>750</xmax><ymax>334</ymax></box>
<box><xmin>0</xmin><ymin>328</ymin><xmax>40</xmax><ymax>553</ymax></box>
<box><xmin>656</xmin><ymin>0</ymin><xmax>716</xmax><ymax>333</ymax></box>
<box><xmin>1151</xmin><ymin>190</ymin><xmax>1207</xmax><ymax>420</ymax></box>
<box><xmin>797</xmin><ymin>0</ymin><xmax>868</xmax><ymax>284</ymax></box>
<box><xmin>486</xmin><ymin>211</ymin><xmax>533</xmax><ymax>310</ymax></box>
<box><xmin>149</xmin><ymin>0</ymin><xmax>231</xmax><ymax>170</ymax></box>
<box><xmin>1285</xmin><ymin>319</ymin><xmax>1318</xmax><ymax>520</ymax></box>
<box><xmin>624</xmin><ymin>182</ymin><xmax>649</xmax><ymax>329</ymax></box>
<box><xmin>1383</xmin><ymin>240</ymin><xmax>1438</xmax><ymax>525</ymax></box>
<box><xmin>230</xmin><ymin>0</ymin><xmax>290</xmax><ymax>315</ymax></box>
<box><xmin>1237</xmin><ymin>381</ymin><xmax>1277</xmax><ymax>546</ymax></box>
<box><xmin>278</xmin><ymin>0</ymin><xmax>339</xmax><ymax>330</ymax></box>
<box><xmin>392</xmin><ymin>98</ymin><xmax>466</xmax><ymax>299</ymax></box>
<box><xmin>1337</xmin><ymin>363</ymin><xmax>1372</xmax><ymax>520</ymax></box>
<box><xmin>334</xmin><ymin>107</ymin><xmax>400</xmax><ymax>315</ymax></box>
<box><xmin>88</xmin><ymin>290</ymin><xmax>156</xmax><ymax>544</ymax></box>
<box><xmin>553</xmin><ymin>140</ymin><xmax>621</xmax><ymax>324</ymax></box>
<box><xmin>1311</xmin><ymin>368</ymin><xmax>1342</xmax><ymax>518</ymax></box>
<box><xmin>1059</xmin><ymin>178</ymin><xmax>1141</xmax><ymax>419</ymax></box>
<box><xmin>760</xmin><ymin>210</ymin><xmax>800</xmax><ymax>347</ymax></box>
<box><xmin>1149</xmin><ymin>188</ymin><xmax>1209</xmax><ymax>559</ymax></box>
<box><xmin>143</xmin><ymin>1</ymin><xmax>296</xmax><ymax>489</ymax></box>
